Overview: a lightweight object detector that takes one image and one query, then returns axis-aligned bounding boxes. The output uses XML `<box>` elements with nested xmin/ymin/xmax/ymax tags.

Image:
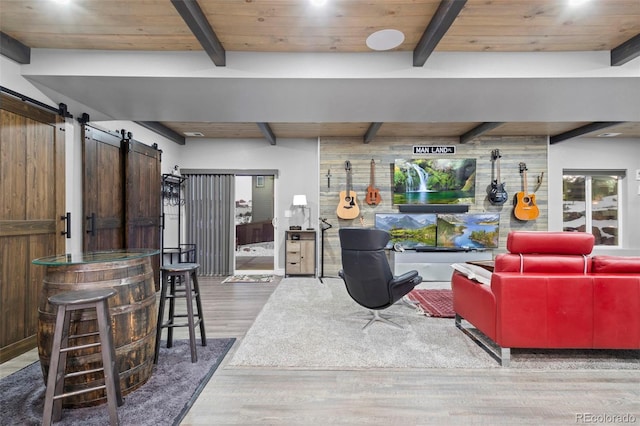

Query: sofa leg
<box><xmin>500</xmin><ymin>347</ymin><xmax>511</xmax><ymax>367</ymax></box>
<box><xmin>454</xmin><ymin>313</ymin><xmax>511</xmax><ymax>367</ymax></box>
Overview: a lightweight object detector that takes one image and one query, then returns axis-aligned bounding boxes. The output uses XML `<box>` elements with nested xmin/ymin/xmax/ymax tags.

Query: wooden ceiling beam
<box><xmin>257</xmin><ymin>122</ymin><xmax>277</xmax><ymax>145</ymax></box>
<box><xmin>611</xmin><ymin>33</ymin><xmax>640</xmax><ymax>66</ymax></box>
<box><xmin>550</xmin><ymin>122</ymin><xmax>625</xmax><ymax>144</ymax></box>
<box><xmin>459</xmin><ymin>122</ymin><xmax>503</xmax><ymax>144</ymax></box>
<box><xmin>171</xmin><ymin>0</ymin><xmax>226</xmax><ymax>66</ymax></box>
<box><xmin>135</xmin><ymin>121</ymin><xmax>185</xmax><ymax>145</ymax></box>
<box><xmin>413</xmin><ymin>0</ymin><xmax>467</xmax><ymax>67</ymax></box>
<box><xmin>363</xmin><ymin>122</ymin><xmax>383</xmax><ymax>144</ymax></box>
<box><xmin>1</xmin><ymin>31</ymin><xmax>30</xmax><ymax>64</ymax></box>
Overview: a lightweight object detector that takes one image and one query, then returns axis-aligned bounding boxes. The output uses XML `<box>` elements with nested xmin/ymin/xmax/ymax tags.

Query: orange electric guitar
<box><xmin>336</xmin><ymin>160</ymin><xmax>360</xmax><ymax>220</ymax></box>
<box><xmin>365</xmin><ymin>159</ymin><xmax>382</xmax><ymax>206</ymax></box>
<box><xmin>514</xmin><ymin>162</ymin><xmax>540</xmax><ymax>221</ymax></box>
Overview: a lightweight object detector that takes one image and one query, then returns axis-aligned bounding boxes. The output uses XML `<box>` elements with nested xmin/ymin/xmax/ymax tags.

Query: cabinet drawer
<box><xmin>287</xmin><ymin>252</ymin><xmax>301</xmax><ymax>262</ymax></box>
<box><xmin>286</xmin><ymin>262</ymin><xmax>301</xmax><ymax>274</ymax></box>
<box><xmin>287</xmin><ymin>241</ymin><xmax>301</xmax><ymax>251</ymax></box>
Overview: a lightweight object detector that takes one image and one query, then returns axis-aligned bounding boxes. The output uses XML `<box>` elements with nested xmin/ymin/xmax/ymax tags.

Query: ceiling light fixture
<box><xmin>183</xmin><ymin>131</ymin><xmax>204</xmax><ymax>137</ymax></box>
<box><xmin>568</xmin><ymin>0</ymin><xmax>590</xmax><ymax>6</ymax></box>
<box><xmin>310</xmin><ymin>0</ymin><xmax>327</xmax><ymax>6</ymax></box>
<box><xmin>50</xmin><ymin>0</ymin><xmax>71</xmax><ymax>4</ymax></box>
<box><xmin>366</xmin><ymin>29</ymin><xmax>405</xmax><ymax>51</ymax></box>
<box><xmin>596</xmin><ymin>132</ymin><xmax>622</xmax><ymax>137</ymax></box>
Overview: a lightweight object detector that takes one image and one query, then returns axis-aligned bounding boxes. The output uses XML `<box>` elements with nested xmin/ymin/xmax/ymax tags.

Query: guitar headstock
<box><xmin>519</xmin><ymin>162</ymin><xmax>528</xmax><ymax>173</ymax></box>
<box><xmin>491</xmin><ymin>149</ymin><xmax>501</xmax><ymax>160</ymax></box>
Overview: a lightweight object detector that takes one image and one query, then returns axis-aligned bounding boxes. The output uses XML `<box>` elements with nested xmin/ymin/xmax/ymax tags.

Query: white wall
<box><xmin>549</xmin><ymin>137</ymin><xmax>640</xmax><ymax>255</ymax></box>
<box><xmin>179</xmin><ymin>137</ymin><xmax>319</xmax><ymax>273</ymax></box>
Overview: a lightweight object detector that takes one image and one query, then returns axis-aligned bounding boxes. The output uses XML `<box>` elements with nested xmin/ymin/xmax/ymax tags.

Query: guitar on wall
<box><xmin>336</xmin><ymin>160</ymin><xmax>361</xmax><ymax>220</ymax></box>
<box><xmin>488</xmin><ymin>149</ymin><xmax>508</xmax><ymax>205</ymax></box>
<box><xmin>513</xmin><ymin>162</ymin><xmax>540</xmax><ymax>221</ymax></box>
<box><xmin>365</xmin><ymin>159</ymin><xmax>382</xmax><ymax>206</ymax></box>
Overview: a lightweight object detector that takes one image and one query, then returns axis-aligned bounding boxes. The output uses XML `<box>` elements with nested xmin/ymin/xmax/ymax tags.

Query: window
<box><xmin>562</xmin><ymin>171</ymin><xmax>623</xmax><ymax>246</ymax></box>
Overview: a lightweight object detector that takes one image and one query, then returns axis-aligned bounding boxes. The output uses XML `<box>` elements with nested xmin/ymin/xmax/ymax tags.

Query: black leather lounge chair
<box><xmin>338</xmin><ymin>227</ymin><xmax>422</xmax><ymax>329</ymax></box>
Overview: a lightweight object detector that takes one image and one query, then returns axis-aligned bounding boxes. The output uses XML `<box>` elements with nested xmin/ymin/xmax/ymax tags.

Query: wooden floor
<box><xmin>3</xmin><ymin>277</ymin><xmax>639</xmax><ymax>425</ymax></box>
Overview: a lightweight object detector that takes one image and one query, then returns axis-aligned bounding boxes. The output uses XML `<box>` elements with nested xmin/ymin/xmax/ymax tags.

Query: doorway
<box><xmin>234</xmin><ymin>175</ymin><xmax>275</xmax><ymax>273</ymax></box>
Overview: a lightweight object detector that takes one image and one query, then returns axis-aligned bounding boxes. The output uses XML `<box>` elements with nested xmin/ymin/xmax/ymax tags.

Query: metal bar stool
<box><xmin>43</xmin><ymin>288</ymin><xmax>123</xmax><ymax>426</ymax></box>
<box><xmin>154</xmin><ymin>263</ymin><xmax>207</xmax><ymax>363</ymax></box>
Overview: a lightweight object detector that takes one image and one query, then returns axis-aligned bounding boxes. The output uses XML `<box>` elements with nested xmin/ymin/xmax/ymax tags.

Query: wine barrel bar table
<box><xmin>33</xmin><ymin>249</ymin><xmax>159</xmax><ymax>408</ymax></box>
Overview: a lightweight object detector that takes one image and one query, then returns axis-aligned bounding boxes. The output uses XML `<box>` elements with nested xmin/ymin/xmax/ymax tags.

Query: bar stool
<box><xmin>154</xmin><ymin>263</ymin><xmax>206</xmax><ymax>363</ymax></box>
<box><xmin>43</xmin><ymin>288</ymin><xmax>123</xmax><ymax>426</ymax></box>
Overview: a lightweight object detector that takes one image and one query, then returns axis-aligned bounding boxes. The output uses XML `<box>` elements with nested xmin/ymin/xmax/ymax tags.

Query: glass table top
<box><xmin>33</xmin><ymin>249</ymin><xmax>160</xmax><ymax>266</ymax></box>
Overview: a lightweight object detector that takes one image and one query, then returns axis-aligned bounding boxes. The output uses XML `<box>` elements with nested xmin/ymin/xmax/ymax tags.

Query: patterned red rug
<box><xmin>407</xmin><ymin>289</ymin><xmax>455</xmax><ymax>318</ymax></box>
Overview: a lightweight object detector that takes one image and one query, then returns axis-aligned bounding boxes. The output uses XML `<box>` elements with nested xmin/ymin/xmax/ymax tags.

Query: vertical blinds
<box><xmin>183</xmin><ymin>174</ymin><xmax>235</xmax><ymax>276</ymax></box>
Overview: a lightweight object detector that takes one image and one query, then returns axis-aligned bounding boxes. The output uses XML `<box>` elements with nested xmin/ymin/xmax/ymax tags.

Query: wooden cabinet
<box><xmin>285</xmin><ymin>230</ymin><xmax>316</xmax><ymax>277</ymax></box>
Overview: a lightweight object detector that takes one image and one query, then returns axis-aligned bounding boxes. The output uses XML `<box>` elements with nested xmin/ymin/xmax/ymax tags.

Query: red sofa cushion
<box><xmin>592</xmin><ymin>255</ymin><xmax>640</xmax><ymax>273</ymax></box>
<box><xmin>506</xmin><ymin>231</ymin><xmax>594</xmax><ymax>255</ymax></box>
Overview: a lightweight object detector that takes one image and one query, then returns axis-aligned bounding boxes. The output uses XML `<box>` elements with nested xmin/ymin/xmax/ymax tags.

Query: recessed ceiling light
<box><xmin>50</xmin><ymin>0</ymin><xmax>71</xmax><ymax>4</ymax></box>
<box><xmin>310</xmin><ymin>0</ymin><xmax>327</xmax><ymax>6</ymax></box>
<box><xmin>183</xmin><ymin>131</ymin><xmax>204</xmax><ymax>137</ymax></box>
<box><xmin>596</xmin><ymin>132</ymin><xmax>622</xmax><ymax>137</ymax></box>
<box><xmin>568</xmin><ymin>0</ymin><xmax>590</xmax><ymax>5</ymax></box>
<box><xmin>366</xmin><ymin>29</ymin><xmax>405</xmax><ymax>51</ymax></box>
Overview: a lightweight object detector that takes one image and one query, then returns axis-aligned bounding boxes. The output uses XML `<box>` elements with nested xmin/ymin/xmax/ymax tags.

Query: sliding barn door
<box><xmin>0</xmin><ymin>93</ymin><xmax>66</xmax><ymax>361</ymax></box>
<box><xmin>82</xmin><ymin>125</ymin><xmax>124</xmax><ymax>251</ymax></box>
<box><xmin>124</xmin><ymin>137</ymin><xmax>161</xmax><ymax>289</ymax></box>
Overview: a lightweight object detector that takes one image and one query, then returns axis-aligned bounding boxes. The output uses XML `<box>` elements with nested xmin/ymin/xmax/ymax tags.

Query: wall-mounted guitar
<box><xmin>365</xmin><ymin>159</ymin><xmax>382</xmax><ymax>206</ymax></box>
<box><xmin>336</xmin><ymin>160</ymin><xmax>360</xmax><ymax>219</ymax></box>
<box><xmin>488</xmin><ymin>149</ymin><xmax>508</xmax><ymax>205</ymax></box>
<box><xmin>514</xmin><ymin>162</ymin><xmax>540</xmax><ymax>221</ymax></box>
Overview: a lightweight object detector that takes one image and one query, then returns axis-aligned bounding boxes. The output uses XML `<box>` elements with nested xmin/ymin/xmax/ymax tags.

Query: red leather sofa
<box><xmin>452</xmin><ymin>231</ymin><xmax>640</xmax><ymax>366</ymax></box>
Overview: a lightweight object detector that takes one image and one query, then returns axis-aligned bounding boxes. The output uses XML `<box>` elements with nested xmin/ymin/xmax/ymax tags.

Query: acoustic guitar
<box><xmin>336</xmin><ymin>160</ymin><xmax>360</xmax><ymax>220</ymax></box>
<box><xmin>514</xmin><ymin>162</ymin><xmax>540</xmax><ymax>221</ymax></box>
<box><xmin>365</xmin><ymin>159</ymin><xmax>382</xmax><ymax>206</ymax></box>
<box><xmin>488</xmin><ymin>149</ymin><xmax>508</xmax><ymax>205</ymax></box>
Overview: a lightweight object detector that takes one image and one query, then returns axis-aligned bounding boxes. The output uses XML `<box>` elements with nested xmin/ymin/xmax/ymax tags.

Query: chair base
<box><xmin>354</xmin><ymin>310</ymin><xmax>403</xmax><ymax>329</ymax></box>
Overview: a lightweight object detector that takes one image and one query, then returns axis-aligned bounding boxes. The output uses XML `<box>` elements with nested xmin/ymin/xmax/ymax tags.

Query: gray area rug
<box><xmin>0</xmin><ymin>338</ymin><xmax>235</xmax><ymax>426</ymax></box>
<box><xmin>229</xmin><ymin>278</ymin><xmax>639</xmax><ymax>370</ymax></box>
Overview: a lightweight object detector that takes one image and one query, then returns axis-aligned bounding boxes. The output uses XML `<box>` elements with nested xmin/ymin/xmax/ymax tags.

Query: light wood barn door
<box><xmin>124</xmin><ymin>137</ymin><xmax>161</xmax><ymax>289</ymax></box>
<box><xmin>0</xmin><ymin>93</ymin><xmax>66</xmax><ymax>361</ymax></box>
<box><xmin>82</xmin><ymin>125</ymin><xmax>124</xmax><ymax>252</ymax></box>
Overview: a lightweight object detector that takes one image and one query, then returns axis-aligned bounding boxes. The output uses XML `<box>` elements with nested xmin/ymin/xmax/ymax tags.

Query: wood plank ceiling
<box><xmin>1</xmin><ymin>0</ymin><xmax>639</xmax><ymax>143</ymax></box>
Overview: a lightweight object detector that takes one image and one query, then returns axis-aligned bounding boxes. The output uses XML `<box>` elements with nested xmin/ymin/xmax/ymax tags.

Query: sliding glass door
<box><xmin>234</xmin><ymin>175</ymin><xmax>275</xmax><ymax>274</ymax></box>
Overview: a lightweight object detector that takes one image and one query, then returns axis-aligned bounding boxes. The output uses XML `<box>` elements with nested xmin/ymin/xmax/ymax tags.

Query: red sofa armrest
<box><xmin>451</xmin><ymin>271</ymin><xmax>497</xmax><ymax>341</ymax></box>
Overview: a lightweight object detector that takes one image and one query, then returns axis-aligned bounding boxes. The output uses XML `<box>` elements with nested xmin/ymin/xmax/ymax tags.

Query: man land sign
<box><xmin>413</xmin><ymin>146</ymin><xmax>456</xmax><ymax>155</ymax></box>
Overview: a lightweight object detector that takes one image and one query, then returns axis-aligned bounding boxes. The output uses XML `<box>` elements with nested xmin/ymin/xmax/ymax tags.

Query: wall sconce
<box><xmin>292</xmin><ymin>194</ymin><xmax>311</xmax><ymax>230</ymax></box>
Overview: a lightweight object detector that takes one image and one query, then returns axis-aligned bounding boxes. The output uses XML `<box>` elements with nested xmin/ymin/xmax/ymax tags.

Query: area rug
<box><xmin>0</xmin><ymin>338</ymin><xmax>235</xmax><ymax>426</ymax></box>
<box><xmin>407</xmin><ymin>289</ymin><xmax>454</xmax><ymax>318</ymax></box>
<box><xmin>221</xmin><ymin>274</ymin><xmax>274</xmax><ymax>283</ymax></box>
<box><xmin>228</xmin><ymin>278</ymin><xmax>639</xmax><ymax>370</ymax></box>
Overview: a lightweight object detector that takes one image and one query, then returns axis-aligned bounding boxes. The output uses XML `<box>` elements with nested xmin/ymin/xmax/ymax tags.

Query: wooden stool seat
<box><xmin>43</xmin><ymin>288</ymin><xmax>123</xmax><ymax>426</ymax></box>
<box><xmin>154</xmin><ymin>263</ymin><xmax>206</xmax><ymax>363</ymax></box>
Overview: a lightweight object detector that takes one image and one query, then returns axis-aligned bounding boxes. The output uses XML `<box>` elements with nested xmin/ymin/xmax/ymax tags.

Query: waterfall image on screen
<box><xmin>393</xmin><ymin>158</ymin><xmax>476</xmax><ymax>205</ymax></box>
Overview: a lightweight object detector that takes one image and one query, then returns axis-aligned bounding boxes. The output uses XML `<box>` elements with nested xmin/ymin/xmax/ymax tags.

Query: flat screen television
<box><xmin>436</xmin><ymin>213</ymin><xmax>500</xmax><ymax>249</ymax></box>
<box><xmin>393</xmin><ymin>158</ymin><xmax>476</xmax><ymax>205</ymax></box>
<box><xmin>374</xmin><ymin>213</ymin><xmax>437</xmax><ymax>249</ymax></box>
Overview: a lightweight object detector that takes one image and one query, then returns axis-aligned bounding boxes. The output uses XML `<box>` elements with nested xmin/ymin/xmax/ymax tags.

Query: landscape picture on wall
<box><xmin>374</xmin><ymin>213</ymin><xmax>437</xmax><ymax>249</ymax></box>
<box><xmin>436</xmin><ymin>213</ymin><xmax>500</xmax><ymax>249</ymax></box>
<box><xmin>393</xmin><ymin>158</ymin><xmax>476</xmax><ymax>205</ymax></box>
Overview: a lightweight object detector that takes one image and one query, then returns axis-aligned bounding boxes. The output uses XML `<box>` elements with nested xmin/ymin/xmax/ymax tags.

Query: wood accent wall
<box><xmin>319</xmin><ymin>136</ymin><xmax>548</xmax><ymax>277</ymax></box>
